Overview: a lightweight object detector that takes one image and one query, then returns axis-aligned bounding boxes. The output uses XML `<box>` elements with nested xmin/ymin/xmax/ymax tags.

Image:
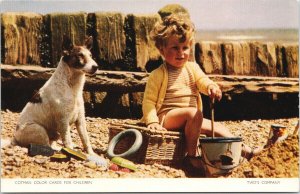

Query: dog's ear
<box><xmin>85</xmin><ymin>36</ymin><xmax>93</xmax><ymax>50</ymax></box>
<box><xmin>62</xmin><ymin>35</ymin><xmax>74</xmax><ymax>56</ymax></box>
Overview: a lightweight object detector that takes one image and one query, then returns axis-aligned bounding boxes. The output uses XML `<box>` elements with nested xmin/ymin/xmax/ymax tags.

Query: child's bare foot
<box><xmin>244</xmin><ymin>147</ymin><xmax>264</xmax><ymax>161</ymax></box>
<box><xmin>182</xmin><ymin>155</ymin><xmax>205</xmax><ymax>177</ymax></box>
<box><xmin>187</xmin><ymin>156</ymin><xmax>203</xmax><ymax>168</ymax></box>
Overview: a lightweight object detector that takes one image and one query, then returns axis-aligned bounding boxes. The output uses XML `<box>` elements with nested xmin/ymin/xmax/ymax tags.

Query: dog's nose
<box><xmin>91</xmin><ymin>65</ymin><xmax>98</xmax><ymax>74</ymax></box>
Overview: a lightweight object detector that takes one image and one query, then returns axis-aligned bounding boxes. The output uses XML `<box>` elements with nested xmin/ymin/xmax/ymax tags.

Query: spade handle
<box><xmin>210</xmin><ymin>98</ymin><xmax>215</xmax><ymax>138</ymax></box>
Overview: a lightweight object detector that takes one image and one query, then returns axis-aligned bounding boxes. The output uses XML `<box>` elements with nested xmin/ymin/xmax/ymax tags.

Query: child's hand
<box><xmin>208</xmin><ymin>84</ymin><xmax>222</xmax><ymax>101</ymax></box>
<box><xmin>147</xmin><ymin>123</ymin><xmax>165</xmax><ymax>131</ymax></box>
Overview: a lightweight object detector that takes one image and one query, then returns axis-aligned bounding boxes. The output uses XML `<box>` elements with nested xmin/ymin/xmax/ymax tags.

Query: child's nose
<box><xmin>177</xmin><ymin>48</ymin><xmax>184</xmax><ymax>56</ymax></box>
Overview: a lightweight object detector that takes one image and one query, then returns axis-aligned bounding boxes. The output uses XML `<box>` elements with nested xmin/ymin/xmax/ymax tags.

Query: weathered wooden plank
<box><xmin>1</xmin><ymin>64</ymin><xmax>298</xmax><ymax>94</ymax></box>
<box><xmin>222</xmin><ymin>41</ymin><xmax>251</xmax><ymax>75</ymax></box>
<box><xmin>250</xmin><ymin>42</ymin><xmax>277</xmax><ymax>76</ymax></box>
<box><xmin>276</xmin><ymin>43</ymin><xmax>285</xmax><ymax>77</ymax></box>
<box><xmin>283</xmin><ymin>43</ymin><xmax>299</xmax><ymax>78</ymax></box>
<box><xmin>131</xmin><ymin>14</ymin><xmax>161</xmax><ymax>71</ymax></box>
<box><xmin>213</xmin><ymin>75</ymin><xmax>299</xmax><ymax>94</ymax></box>
<box><xmin>1</xmin><ymin>21</ymin><xmax>19</xmax><ymax>64</ymax></box>
<box><xmin>1</xmin><ymin>12</ymin><xmax>43</xmax><ymax>65</ymax></box>
<box><xmin>93</xmin><ymin>12</ymin><xmax>126</xmax><ymax>66</ymax></box>
<box><xmin>49</xmin><ymin>12</ymin><xmax>87</xmax><ymax>67</ymax></box>
<box><xmin>195</xmin><ymin>41</ymin><xmax>223</xmax><ymax>74</ymax></box>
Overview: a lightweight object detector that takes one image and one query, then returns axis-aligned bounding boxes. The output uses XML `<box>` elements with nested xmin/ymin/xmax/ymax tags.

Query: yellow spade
<box><xmin>50</xmin><ymin>153</ymin><xmax>70</xmax><ymax>162</ymax></box>
<box><xmin>61</xmin><ymin>147</ymin><xmax>87</xmax><ymax>161</ymax></box>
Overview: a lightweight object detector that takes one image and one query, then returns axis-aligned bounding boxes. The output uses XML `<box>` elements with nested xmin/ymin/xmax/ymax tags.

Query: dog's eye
<box><xmin>78</xmin><ymin>53</ymin><xmax>84</xmax><ymax>58</ymax></box>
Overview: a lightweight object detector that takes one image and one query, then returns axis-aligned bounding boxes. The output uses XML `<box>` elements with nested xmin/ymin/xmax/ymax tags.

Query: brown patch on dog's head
<box><xmin>62</xmin><ymin>35</ymin><xmax>98</xmax><ymax>74</ymax></box>
<box><xmin>29</xmin><ymin>90</ymin><xmax>42</xmax><ymax>103</ymax></box>
<box><xmin>62</xmin><ymin>35</ymin><xmax>74</xmax><ymax>62</ymax></box>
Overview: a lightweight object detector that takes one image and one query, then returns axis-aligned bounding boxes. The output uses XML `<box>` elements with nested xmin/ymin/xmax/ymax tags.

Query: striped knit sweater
<box><xmin>158</xmin><ymin>64</ymin><xmax>198</xmax><ymax>115</ymax></box>
<box><xmin>142</xmin><ymin>61</ymin><xmax>218</xmax><ymax>125</ymax></box>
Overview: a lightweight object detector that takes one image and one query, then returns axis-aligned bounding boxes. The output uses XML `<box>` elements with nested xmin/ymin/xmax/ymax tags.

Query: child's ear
<box><xmin>158</xmin><ymin>46</ymin><xmax>165</xmax><ymax>56</ymax></box>
<box><xmin>189</xmin><ymin>38</ymin><xmax>194</xmax><ymax>47</ymax></box>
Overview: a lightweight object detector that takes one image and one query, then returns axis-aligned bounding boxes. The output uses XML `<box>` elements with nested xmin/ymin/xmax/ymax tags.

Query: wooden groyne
<box><xmin>1</xmin><ymin>12</ymin><xmax>299</xmax><ymax>119</ymax></box>
<box><xmin>1</xmin><ymin>12</ymin><xmax>298</xmax><ymax>77</ymax></box>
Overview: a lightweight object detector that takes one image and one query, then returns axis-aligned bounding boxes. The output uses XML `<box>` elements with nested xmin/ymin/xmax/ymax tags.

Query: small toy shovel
<box><xmin>210</xmin><ymin>98</ymin><xmax>215</xmax><ymax>139</ymax></box>
<box><xmin>210</xmin><ymin>98</ymin><xmax>233</xmax><ymax>165</ymax></box>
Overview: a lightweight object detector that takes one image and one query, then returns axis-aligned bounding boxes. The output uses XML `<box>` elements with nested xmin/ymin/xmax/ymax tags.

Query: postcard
<box><xmin>1</xmin><ymin>0</ymin><xmax>299</xmax><ymax>192</ymax></box>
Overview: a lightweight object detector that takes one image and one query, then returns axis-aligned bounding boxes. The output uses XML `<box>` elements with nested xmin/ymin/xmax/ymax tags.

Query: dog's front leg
<box><xmin>76</xmin><ymin>113</ymin><xmax>94</xmax><ymax>155</ymax></box>
<box><xmin>60</xmin><ymin>124</ymin><xmax>74</xmax><ymax>149</ymax></box>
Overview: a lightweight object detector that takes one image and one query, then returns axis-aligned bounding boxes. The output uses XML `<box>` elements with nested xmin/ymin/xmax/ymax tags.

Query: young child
<box><xmin>142</xmin><ymin>13</ymin><xmax>259</xmax><ymax>169</ymax></box>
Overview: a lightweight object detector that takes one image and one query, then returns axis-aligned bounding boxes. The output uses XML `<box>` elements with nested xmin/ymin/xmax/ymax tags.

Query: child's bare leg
<box><xmin>162</xmin><ymin>107</ymin><xmax>203</xmax><ymax>156</ymax></box>
<box><xmin>200</xmin><ymin>118</ymin><xmax>234</xmax><ymax>137</ymax></box>
<box><xmin>201</xmin><ymin>118</ymin><xmax>262</xmax><ymax>159</ymax></box>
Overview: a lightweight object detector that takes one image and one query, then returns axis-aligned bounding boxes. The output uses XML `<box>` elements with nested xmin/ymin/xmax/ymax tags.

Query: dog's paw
<box><xmin>87</xmin><ymin>155</ymin><xmax>108</xmax><ymax>168</ymax></box>
<box><xmin>50</xmin><ymin>141</ymin><xmax>63</xmax><ymax>151</ymax></box>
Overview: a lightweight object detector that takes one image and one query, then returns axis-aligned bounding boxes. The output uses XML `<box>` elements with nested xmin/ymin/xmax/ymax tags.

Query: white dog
<box><xmin>13</xmin><ymin>36</ymin><xmax>98</xmax><ymax>155</ymax></box>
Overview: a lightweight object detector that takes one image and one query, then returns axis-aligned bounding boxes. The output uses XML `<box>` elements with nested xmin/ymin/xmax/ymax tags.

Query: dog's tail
<box><xmin>1</xmin><ymin>138</ymin><xmax>17</xmax><ymax>148</ymax></box>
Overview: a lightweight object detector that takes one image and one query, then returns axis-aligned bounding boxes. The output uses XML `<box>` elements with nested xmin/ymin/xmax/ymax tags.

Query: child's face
<box><xmin>159</xmin><ymin>35</ymin><xmax>192</xmax><ymax>68</ymax></box>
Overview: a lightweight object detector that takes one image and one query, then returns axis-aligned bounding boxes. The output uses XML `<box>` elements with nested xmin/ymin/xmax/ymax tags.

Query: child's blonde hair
<box><xmin>150</xmin><ymin>13</ymin><xmax>195</xmax><ymax>49</ymax></box>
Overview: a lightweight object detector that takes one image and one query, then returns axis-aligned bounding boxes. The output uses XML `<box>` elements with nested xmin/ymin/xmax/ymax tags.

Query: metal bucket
<box><xmin>199</xmin><ymin>137</ymin><xmax>243</xmax><ymax>177</ymax></box>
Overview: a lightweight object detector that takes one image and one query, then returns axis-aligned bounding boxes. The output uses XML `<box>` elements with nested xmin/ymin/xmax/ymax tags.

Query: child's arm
<box><xmin>142</xmin><ymin>71</ymin><xmax>161</xmax><ymax>126</ymax></box>
<box><xmin>192</xmin><ymin>62</ymin><xmax>221</xmax><ymax>99</ymax></box>
<box><xmin>208</xmin><ymin>84</ymin><xmax>222</xmax><ymax>101</ymax></box>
